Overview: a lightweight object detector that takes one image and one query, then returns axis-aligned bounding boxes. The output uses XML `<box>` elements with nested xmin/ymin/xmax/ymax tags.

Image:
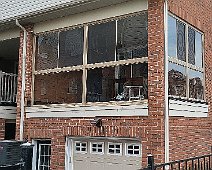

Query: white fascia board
<box><xmin>26</xmin><ymin>104</ymin><xmax>148</xmax><ymax>118</ymax></box>
<box><xmin>34</xmin><ymin>0</ymin><xmax>148</xmax><ymax>33</ymax></box>
<box><xmin>0</xmin><ymin>113</ymin><xmax>16</xmax><ymax>119</ymax></box>
<box><xmin>0</xmin><ymin>106</ymin><xmax>17</xmax><ymax>119</ymax></box>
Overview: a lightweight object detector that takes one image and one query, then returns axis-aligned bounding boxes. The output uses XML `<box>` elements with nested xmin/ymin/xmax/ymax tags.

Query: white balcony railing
<box><xmin>0</xmin><ymin>71</ymin><xmax>18</xmax><ymax>104</ymax></box>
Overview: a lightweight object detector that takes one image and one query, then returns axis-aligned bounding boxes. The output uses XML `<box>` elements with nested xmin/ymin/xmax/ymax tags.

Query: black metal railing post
<box><xmin>147</xmin><ymin>154</ymin><xmax>154</xmax><ymax>170</ymax></box>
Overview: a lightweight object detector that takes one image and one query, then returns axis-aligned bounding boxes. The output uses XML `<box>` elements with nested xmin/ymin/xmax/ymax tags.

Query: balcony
<box><xmin>0</xmin><ymin>71</ymin><xmax>17</xmax><ymax>106</ymax></box>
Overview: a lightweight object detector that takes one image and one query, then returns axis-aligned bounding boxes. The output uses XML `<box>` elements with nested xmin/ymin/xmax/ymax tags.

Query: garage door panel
<box><xmin>104</xmin><ymin>162</ymin><xmax>123</xmax><ymax>170</ymax></box>
<box><xmin>90</xmin><ymin>161</ymin><xmax>104</xmax><ymax>170</ymax></box>
<box><xmin>71</xmin><ymin>138</ymin><xmax>142</xmax><ymax>170</ymax></box>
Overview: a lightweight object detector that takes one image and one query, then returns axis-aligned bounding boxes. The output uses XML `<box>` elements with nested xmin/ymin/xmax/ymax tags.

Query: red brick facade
<box><xmin>14</xmin><ymin>0</ymin><xmax>212</xmax><ymax>169</ymax></box>
<box><xmin>168</xmin><ymin>0</ymin><xmax>212</xmax><ymax>160</ymax></box>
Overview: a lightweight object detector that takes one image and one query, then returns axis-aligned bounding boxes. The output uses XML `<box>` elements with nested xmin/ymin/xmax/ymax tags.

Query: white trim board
<box><xmin>0</xmin><ymin>106</ymin><xmax>17</xmax><ymax>119</ymax></box>
<box><xmin>34</xmin><ymin>0</ymin><xmax>148</xmax><ymax>33</ymax></box>
<box><xmin>169</xmin><ymin>99</ymin><xmax>208</xmax><ymax>118</ymax></box>
<box><xmin>26</xmin><ymin>104</ymin><xmax>148</xmax><ymax>118</ymax></box>
<box><xmin>0</xmin><ymin>28</ymin><xmax>20</xmax><ymax>41</ymax></box>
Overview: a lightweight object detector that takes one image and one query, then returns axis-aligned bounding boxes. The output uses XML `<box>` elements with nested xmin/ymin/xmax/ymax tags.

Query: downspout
<box><xmin>164</xmin><ymin>0</ymin><xmax>169</xmax><ymax>165</ymax></box>
<box><xmin>16</xmin><ymin>19</ymin><xmax>27</xmax><ymax>141</ymax></box>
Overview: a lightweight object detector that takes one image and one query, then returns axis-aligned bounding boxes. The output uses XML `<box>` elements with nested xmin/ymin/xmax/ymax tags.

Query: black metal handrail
<box><xmin>140</xmin><ymin>154</ymin><xmax>212</xmax><ymax>170</ymax></box>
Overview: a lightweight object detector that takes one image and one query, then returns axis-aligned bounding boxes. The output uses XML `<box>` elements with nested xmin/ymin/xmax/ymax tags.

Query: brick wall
<box><xmin>16</xmin><ymin>0</ymin><xmax>166</xmax><ymax>169</ymax></box>
<box><xmin>168</xmin><ymin>0</ymin><xmax>212</xmax><ymax>161</ymax></box>
<box><xmin>0</xmin><ymin>119</ymin><xmax>5</xmax><ymax>140</ymax></box>
<box><xmin>16</xmin><ymin>25</ymin><xmax>34</xmax><ymax>140</ymax></box>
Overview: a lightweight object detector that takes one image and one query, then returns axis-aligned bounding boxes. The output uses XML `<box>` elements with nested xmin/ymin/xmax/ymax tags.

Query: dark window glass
<box><xmin>117</xmin><ymin>12</ymin><xmax>148</xmax><ymax>60</ymax></box>
<box><xmin>188</xmin><ymin>69</ymin><xmax>204</xmax><ymax>100</ymax></box>
<box><xmin>34</xmin><ymin>71</ymin><xmax>83</xmax><ymax>105</ymax></box>
<box><xmin>59</xmin><ymin>28</ymin><xmax>83</xmax><ymax>67</ymax></box>
<box><xmin>134</xmin><ymin>150</ymin><xmax>139</xmax><ymax>155</ymax></box>
<box><xmin>195</xmin><ymin>32</ymin><xmax>203</xmax><ymax>68</ymax></box>
<box><xmin>36</xmin><ymin>32</ymin><xmax>58</xmax><ymax>70</ymax></box>
<box><xmin>109</xmin><ymin>149</ymin><xmax>114</xmax><ymax>153</ymax></box>
<box><xmin>188</xmin><ymin>27</ymin><xmax>195</xmax><ymax>65</ymax></box>
<box><xmin>82</xmin><ymin>143</ymin><xmax>86</xmax><ymax>147</ymax></box>
<box><xmin>168</xmin><ymin>62</ymin><xmax>186</xmax><ymax>97</ymax></box>
<box><xmin>168</xmin><ymin>15</ymin><xmax>177</xmax><ymax>58</ymax></box>
<box><xmin>134</xmin><ymin>145</ymin><xmax>139</xmax><ymax>150</ymax></box>
<box><xmin>88</xmin><ymin>21</ymin><xmax>116</xmax><ymax>64</ymax></box>
<box><xmin>177</xmin><ymin>21</ymin><xmax>186</xmax><ymax>61</ymax></box>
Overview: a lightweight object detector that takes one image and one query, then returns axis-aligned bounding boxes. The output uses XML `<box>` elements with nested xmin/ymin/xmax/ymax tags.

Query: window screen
<box><xmin>168</xmin><ymin>62</ymin><xmax>186</xmax><ymax>97</ymax></box>
<box><xmin>188</xmin><ymin>27</ymin><xmax>195</xmax><ymax>65</ymax></box>
<box><xmin>59</xmin><ymin>28</ymin><xmax>83</xmax><ymax>67</ymax></box>
<box><xmin>88</xmin><ymin>21</ymin><xmax>116</xmax><ymax>64</ymax></box>
<box><xmin>195</xmin><ymin>32</ymin><xmax>203</xmax><ymax>68</ymax></box>
<box><xmin>36</xmin><ymin>32</ymin><xmax>58</xmax><ymax>70</ymax></box>
<box><xmin>168</xmin><ymin>15</ymin><xmax>177</xmax><ymax>58</ymax></box>
<box><xmin>117</xmin><ymin>13</ymin><xmax>148</xmax><ymax>60</ymax></box>
<box><xmin>177</xmin><ymin>21</ymin><xmax>186</xmax><ymax>61</ymax></box>
<box><xmin>188</xmin><ymin>69</ymin><xmax>204</xmax><ymax>100</ymax></box>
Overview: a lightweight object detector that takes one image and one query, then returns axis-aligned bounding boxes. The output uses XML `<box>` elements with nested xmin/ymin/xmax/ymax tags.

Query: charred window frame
<box><xmin>34</xmin><ymin>11</ymin><xmax>148</xmax><ymax>105</ymax></box>
<box><xmin>168</xmin><ymin>14</ymin><xmax>204</xmax><ymax>101</ymax></box>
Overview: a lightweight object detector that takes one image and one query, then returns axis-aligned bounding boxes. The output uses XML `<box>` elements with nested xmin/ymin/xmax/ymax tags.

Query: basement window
<box><xmin>34</xmin><ymin>11</ymin><xmax>148</xmax><ymax>105</ymax></box>
<box><xmin>37</xmin><ymin>141</ymin><xmax>51</xmax><ymax>170</ymax></box>
<box><xmin>168</xmin><ymin>14</ymin><xmax>204</xmax><ymax>100</ymax></box>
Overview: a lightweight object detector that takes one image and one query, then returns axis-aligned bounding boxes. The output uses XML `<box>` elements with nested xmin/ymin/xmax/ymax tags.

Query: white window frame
<box><xmin>168</xmin><ymin>13</ymin><xmax>205</xmax><ymax>102</ymax></box>
<box><xmin>33</xmin><ymin>11</ymin><xmax>148</xmax><ymax>105</ymax></box>
<box><xmin>125</xmin><ymin>143</ymin><xmax>141</xmax><ymax>157</ymax></box>
<box><xmin>74</xmin><ymin>141</ymin><xmax>87</xmax><ymax>154</ymax></box>
<box><xmin>107</xmin><ymin>142</ymin><xmax>122</xmax><ymax>156</ymax></box>
<box><xmin>90</xmin><ymin>142</ymin><xmax>104</xmax><ymax>155</ymax></box>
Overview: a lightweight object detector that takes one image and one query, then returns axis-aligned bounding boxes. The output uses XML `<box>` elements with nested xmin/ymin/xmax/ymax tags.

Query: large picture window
<box><xmin>168</xmin><ymin>14</ymin><xmax>204</xmax><ymax>100</ymax></box>
<box><xmin>34</xmin><ymin>11</ymin><xmax>148</xmax><ymax>105</ymax></box>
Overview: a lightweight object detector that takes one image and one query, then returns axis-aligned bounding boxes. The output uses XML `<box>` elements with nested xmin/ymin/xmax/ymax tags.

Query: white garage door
<box><xmin>66</xmin><ymin>138</ymin><xmax>142</xmax><ymax>170</ymax></box>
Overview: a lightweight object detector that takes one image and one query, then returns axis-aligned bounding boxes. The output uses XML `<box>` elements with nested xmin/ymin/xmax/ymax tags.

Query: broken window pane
<box><xmin>177</xmin><ymin>21</ymin><xmax>186</xmax><ymax>61</ymax></box>
<box><xmin>188</xmin><ymin>69</ymin><xmax>204</xmax><ymax>100</ymax></box>
<box><xmin>88</xmin><ymin>21</ymin><xmax>116</xmax><ymax>64</ymax></box>
<box><xmin>59</xmin><ymin>28</ymin><xmax>84</xmax><ymax>67</ymax></box>
<box><xmin>195</xmin><ymin>32</ymin><xmax>203</xmax><ymax>68</ymax></box>
<box><xmin>168</xmin><ymin>62</ymin><xmax>186</xmax><ymax>97</ymax></box>
<box><xmin>117</xmin><ymin>12</ymin><xmax>148</xmax><ymax>60</ymax></box>
<box><xmin>188</xmin><ymin>27</ymin><xmax>195</xmax><ymax>65</ymax></box>
<box><xmin>168</xmin><ymin>15</ymin><xmax>177</xmax><ymax>58</ymax></box>
<box><xmin>35</xmin><ymin>32</ymin><xmax>58</xmax><ymax>70</ymax></box>
<box><xmin>34</xmin><ymin>71</ymin><xmax>82</xmax><ymax>105</ymax></box>
<box><xmin>86</xmin><ymin>63</ymin><xmax>148</xmax><ymax>102</ymax></box>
